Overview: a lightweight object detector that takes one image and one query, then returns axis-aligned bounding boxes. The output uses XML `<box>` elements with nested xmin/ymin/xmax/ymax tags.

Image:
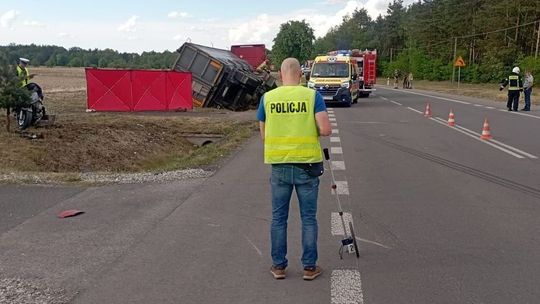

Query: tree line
<box><xmin>0</xmin><ymin>44</ymin><xmax>177</xmax><ymax>69</ymax></box>
<box><xmin>272</xmin><ymin>0</ymin><xmax>540</xmax><ymax>83</ymax></box>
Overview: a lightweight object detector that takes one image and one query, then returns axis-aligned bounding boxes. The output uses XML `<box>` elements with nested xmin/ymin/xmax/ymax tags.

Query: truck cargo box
<box><xmin>231</xmin><ymin>44</ymin><xmax>268</xmax><ymax>70</ymax></box>
<box><xmin>172</xmin><ymin>43</ymin><xmax>276</xmax><ymax>111</ymax></box>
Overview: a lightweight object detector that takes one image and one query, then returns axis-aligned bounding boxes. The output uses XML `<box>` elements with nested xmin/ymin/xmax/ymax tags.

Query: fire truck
<box><xmin>327</xmin><ymin>49</ymin><xmax>377</xmax><ymax>97</ymax></box>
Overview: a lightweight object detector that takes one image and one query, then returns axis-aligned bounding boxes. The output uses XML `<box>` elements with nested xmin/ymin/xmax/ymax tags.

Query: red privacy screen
<box><xmin>85</xmin><ymin>68</ymin><xmax>192</xmax><ymax>111</ymax></box>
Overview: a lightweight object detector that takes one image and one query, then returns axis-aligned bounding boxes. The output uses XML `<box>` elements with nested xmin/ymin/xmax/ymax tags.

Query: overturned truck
<box><xmin>172</xmin><ymin>43</ymin><xmax>276</xmax><ymax>111</ymax></box>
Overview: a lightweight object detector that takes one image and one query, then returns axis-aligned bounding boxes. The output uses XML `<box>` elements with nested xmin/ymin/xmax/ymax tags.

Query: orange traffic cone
<box><xmin>424</xmin><ymin>103</ymin><xmax>432</xmax><ymax>117</ymax></box>
<box><xmin>448</xmin><ymin>109</ymin><xmax>456</xmax><ymax>127</ymax></box>
<box><xmin>480</xmin><ymin>118</ymin><xmax>492</xmax><ymax>140</ymax></box>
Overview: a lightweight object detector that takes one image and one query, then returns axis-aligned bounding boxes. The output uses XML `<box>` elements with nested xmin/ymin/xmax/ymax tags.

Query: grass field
<box><xmin>0</xmin><ymin>67</ymin><xmax>257</xmax><ymax>179</ymax></box>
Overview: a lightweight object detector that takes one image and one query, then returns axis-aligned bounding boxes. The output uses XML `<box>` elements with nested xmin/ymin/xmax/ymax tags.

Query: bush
<box><xmin>0</xmin><ymin>54</ymin><xmax>31</xmax><ymax>131</ymax></box>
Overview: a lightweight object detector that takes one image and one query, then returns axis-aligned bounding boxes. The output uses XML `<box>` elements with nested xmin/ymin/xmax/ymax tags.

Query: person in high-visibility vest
<box><xmin>500</xmin><ymin>66</ymin><xmax>523</xmax><ymax>111</ymax></box>
<box><xmin>16</xmin><ymin>57</ymin><xmax>43</xmax><ymax>101</ymax></box>
<box><xmin>16</xmin><ymin>58</ymin><xmax>34</xmax><ymax>87</ymax></box>
<box><xmin>257</xmin><ymin>57</ymin><xmax>331</xmax><ymax>281</ymax></box>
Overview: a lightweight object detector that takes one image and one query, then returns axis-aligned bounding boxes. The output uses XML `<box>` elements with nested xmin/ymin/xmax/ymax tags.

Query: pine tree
<box><xmin>0</xmin><ymin>54</ymin><xmax>31</xmax><ymax>132</ymax></box>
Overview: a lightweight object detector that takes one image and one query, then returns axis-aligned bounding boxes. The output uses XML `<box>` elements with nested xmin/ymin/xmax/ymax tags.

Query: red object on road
<box><xmin>58</xmin><ymin>209</ymin><xmax>85</xmax><ymax>218</ymax></box>
<box><xmin>424</xmin><ymin>102</ymin><xmax>432</xmax><ymax>118</ymax></box>
<box><xmin>480</xmin><ymin>118</ymin><xmax>492</xmax><ymax>140</ymax></box>
<box><xmin>448</xmin><ymin>109</ymin><xmax>456</xmax><ymax>126</ymax></box>
<box><xmin>85</xmin><ymin>69</ymin><xmax>192</xmax><ymax>112</ymax></box>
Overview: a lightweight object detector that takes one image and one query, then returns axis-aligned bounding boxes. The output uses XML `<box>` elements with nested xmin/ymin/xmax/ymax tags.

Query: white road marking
<box><xmin>380</xmin><ymin>97</ymin><xmax>388</xmax><ymax>100</ymax></box>
<box><xmin>433</xmin><ymin>117</ymin><xmax>537</xmax><ymax>158</ymax></box>
<box><xmin>244</xmin><ymin>236</ymin><xmax>262</xmax><ymax>257</ymax></box>
<box><xmin>407</xmin><ymin>107</ymin><xmax>423</xmax><ymax>114</ymax></box>
<box><xmin>330</xmin><ymin>137</ymin><xmax>341</xmax><ymax>143</ymax></box>
<box><xmin>331</xmin><ymin>122</ymin><xmax>338</xmax><ymax>127</ymax></box>
<box><xmin>331</xmin><ymin>212</ymin><xmax>353</xmax><ymax>236</ymax></box>
<box><xmin>330</xmin><ymin>118</ymin><xmax>337</xmax><ymax>122</ymax></box>
<box><xmin>331</xmin><ymin>147</ymin><xmax>343</xmax><ymax>154</ymax></box>
<box><xmin>356</xmin><ymin>237</ymin><xmax>392</xmax><ymax>249</ymax></box>
<box><xmin>331</xmin><ymin>270</ymin><xmax>364</xmax><ymax>304</ymax></box>
<box><xmin>431</xmin><ymin>117</ymin><xmax>525</xmax><ymax>159</ymax></box>
<box><xmin>332</xmin><ymin>129</ymin><xmax>339</xmax><ymax>134</ymax></box>
<box><xmin>329</xmin><ymin>114</ymin><xmax>336</xmax><ymax>118</ymax></box>
<box><xmin>510</xmin><ymin>111</ymin><xmax>540</xmax><ymax>120</ymax></box>
<box><xmin>331</xmin><ymin>161</ymin><xmax>346</xmax><ymax>170</ymax></box>
<box><xmin>486</xmin><ymin>106</ymin><xmax>495</xmax><ymax>109</ymax></box>
<box><xmin>399</xmin><ymin>90</ymin><xmax>471</xmax><ymax>105</ymax></box>
<box><xmin>388</xmin><ymin>100</ymin><xmax>402</xmax><ymax>106</ymax></box>
<box><xmin>475</xmin><ymin>104</ymin><xmax>483</xmax><ymax>107</ymax></box>
<box><xmin>332</xmin><ymin>181</ymin><xmax>349</xmax><ymax>195</ymax></box>
<box><xmin>452</xmin><ymin>123</ymin><xmax>538</xmax><ymax>159</ymax></box>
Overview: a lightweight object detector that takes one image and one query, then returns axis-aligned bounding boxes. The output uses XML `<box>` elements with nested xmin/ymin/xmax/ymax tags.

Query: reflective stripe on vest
<box><xmin>508</xmin><ymin>75</ymin><xmax>520</xmax><ymax>91</ymax></box>
<box><xmin>17</xmin><ymin>65</ymin><xmax>29</xmax><ymax>87</ymax></box>
<box><xmin>263</xmin><ymin>86</ymin><xmax>322</xmax><ymax>164</ymax></box>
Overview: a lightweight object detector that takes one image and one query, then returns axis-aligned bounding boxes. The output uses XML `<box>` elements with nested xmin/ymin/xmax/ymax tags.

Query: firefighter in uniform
<box><xmin>500</xmin><ymin>67</ymin><xmax>523</xmax><ymax>111</ymax></box>
<box><xmin>257</xmin><ymin>57</ymin><xmax>331</xmax><ymax>281</ymax></box>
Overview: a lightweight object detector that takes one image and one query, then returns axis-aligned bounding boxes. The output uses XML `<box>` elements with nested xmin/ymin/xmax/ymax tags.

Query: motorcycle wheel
<box><xmin>17</xmin><ymin>109</ymin><xmax>33</xmax><ymax>130</ymax></box>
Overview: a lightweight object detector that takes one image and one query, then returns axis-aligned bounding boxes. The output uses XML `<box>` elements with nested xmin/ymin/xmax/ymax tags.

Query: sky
<box><xmin>0</xmin><ymin>0</ymin><xmax>412</xmax><ymax>53</ymax></box>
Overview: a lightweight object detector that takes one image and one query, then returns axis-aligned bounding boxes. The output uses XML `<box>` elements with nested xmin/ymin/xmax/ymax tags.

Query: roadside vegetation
<box><xmin>0</xmin><ymin>67</ymin><xmax>257</xmax><ymax>178</ymax></box>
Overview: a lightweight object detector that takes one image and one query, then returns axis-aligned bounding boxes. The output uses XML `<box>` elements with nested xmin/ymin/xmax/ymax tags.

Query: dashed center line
<box><xmin>330</xmin><ymin>137</ymin><xmax>341</xmax><ymax>143</ymax></box>
<box><xmin>332</xmin><ymin>181</ymin><xmax>349</xmax><ymax>195</ymax></box>
<box><xmin>331</xmin><ymin>161</ymin><xmax>346</xmax><ymax>170</ymax></box>
<box><xmin>331</xmin><ymin>212</ymin><xmax>354</xmax><ymax>236</ymax></box>
<box><xmin>331</xmin><ymin>147</ymin><xmax>343</xmax><ymax>154</ymax></box>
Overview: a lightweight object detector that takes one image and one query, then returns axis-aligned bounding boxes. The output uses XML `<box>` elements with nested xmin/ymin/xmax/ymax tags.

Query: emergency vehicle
<box><xmin>327</xmin><ymin>49</ymin><xmax>377</xmax><ymax>97</ymax></box>
<box><xmin>307</xmin><ymin>55</ymin><xmax>360</xmax><ymax>107</ymax></box>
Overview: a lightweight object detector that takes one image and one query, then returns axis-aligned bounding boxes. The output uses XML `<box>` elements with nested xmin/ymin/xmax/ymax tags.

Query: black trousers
<box><xmin>507</xmin><ymin>90</ymin><xmax>520</xmax><ymax>110</ymax></box>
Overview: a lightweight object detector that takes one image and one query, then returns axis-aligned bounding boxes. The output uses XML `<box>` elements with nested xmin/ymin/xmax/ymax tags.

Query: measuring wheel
<box><xmin>349</xmin><ymin>221</ymin><xmax>360</xmax><ymax>258</ymax></box>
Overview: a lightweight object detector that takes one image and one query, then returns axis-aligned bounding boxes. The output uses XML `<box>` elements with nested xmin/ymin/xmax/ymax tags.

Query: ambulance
<box><xmin>306</xmin><ymin>55</ymin><xmax>360</xmax><ymax>107</ymax></box>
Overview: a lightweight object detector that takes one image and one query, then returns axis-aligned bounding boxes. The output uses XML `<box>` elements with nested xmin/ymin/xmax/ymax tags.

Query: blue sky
<box><xmin>0</xmin><ymin>0</ymin><xmax>407</xmax><ymax>53</ymax></box>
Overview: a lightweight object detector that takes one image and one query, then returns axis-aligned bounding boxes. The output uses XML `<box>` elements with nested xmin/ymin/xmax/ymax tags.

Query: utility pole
<box><xmin>390</xmin><ymin>48</ymin><xmax>393</xmax><ymax>63</ymax></box>
<box><xmin>536</xmin><ymin>21</ymin><xmax>540</xmax><ymax>59</ymax></box>
<box><xmin>451</xmin><ymin>37</ymin><xmax>457</xmax><ymax>84</ymax></box>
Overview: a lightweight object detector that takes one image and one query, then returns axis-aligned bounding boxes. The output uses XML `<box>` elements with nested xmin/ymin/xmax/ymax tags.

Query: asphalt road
<box><xmin>0</xmin><ymin>86</ymin><xmax>539</xmax><ymax>303</ymax></box>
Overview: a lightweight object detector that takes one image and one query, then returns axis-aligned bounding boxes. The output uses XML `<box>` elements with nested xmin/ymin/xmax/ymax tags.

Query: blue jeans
<box><xmin>270</xmin><ymin>164</ymin><xmax>319</xmax><ymax>269</ymax></box>
<box><xmin>524</xmin><ymin>88</ymin><xmax>532</xmax><ymax>110</ymax></box>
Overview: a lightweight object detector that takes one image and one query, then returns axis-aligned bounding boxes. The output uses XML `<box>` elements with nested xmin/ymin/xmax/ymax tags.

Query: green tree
<box><xmin>0</xmin><ymin>54</ymin><xmax>31</xmax><ymax>132</ymax></box>
<box><xmin>271</xmin><ymin>20</ymin><xmax>315</xmax><ymax>66</ymax></box>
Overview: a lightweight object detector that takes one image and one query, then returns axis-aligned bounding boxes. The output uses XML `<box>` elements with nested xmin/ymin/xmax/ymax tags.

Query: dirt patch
<box><xmin>1</xmin><ymin>67</ymin><xmax>258</xmax><ymax>176</ymax></box>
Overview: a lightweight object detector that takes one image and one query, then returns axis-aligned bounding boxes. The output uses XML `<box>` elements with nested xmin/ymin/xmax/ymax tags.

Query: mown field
<box><xmin>0</xmin><ymin>67</ymin><xmax>257</xmax><ymax>179</ymax></box>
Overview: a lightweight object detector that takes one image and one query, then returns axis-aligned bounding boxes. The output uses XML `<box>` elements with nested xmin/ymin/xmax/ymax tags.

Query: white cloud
<box><xmin>168</xmin><ymin>11</ymin><xmax>190</xmax><ymax>18</ymax></box>
<box><xmin>117</xmin><ymin>15</ymin><xmax>138</xmax><ymax>32</ymax></box>
<box><xmin>23</xmin><ymin>20</ymin><xmax>46</xmax><ymax>28</ymax></box>
<box><xmin>229</xmin><ymin>14</ymin><xmax>277</xmax><ymax>44</ymax></box>
<box><xmin>0</xmin><ymin>9</ymin><xmax>20</xmax><ymax>29</ymax></box>
<box><xmin>173</xmin><ymin>34</ymin><xmax>184</xmax><ymax>41</ymax></box>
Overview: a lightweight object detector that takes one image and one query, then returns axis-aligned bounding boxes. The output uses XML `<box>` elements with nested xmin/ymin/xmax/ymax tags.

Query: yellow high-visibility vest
<box><xmin>263</xmin><ymin>86</ymin><xmax>322</xmax><ymax>164</ymax></box>
<box><xmin>508</xmin><ymin>75</ymin><xmax>520</xmax><ymax>91</ymax></box>
<box><xmin>17</xmin><ymin>65</ymin><xmax>30</xmax><ymax>87</ymax></box>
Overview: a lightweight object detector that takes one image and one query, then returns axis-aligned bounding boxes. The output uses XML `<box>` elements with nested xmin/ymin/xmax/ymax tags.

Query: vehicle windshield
<box><xmin>311</xmin><ymin>63</ymin><xmax>349</xmax><ymax>78</ymax></box>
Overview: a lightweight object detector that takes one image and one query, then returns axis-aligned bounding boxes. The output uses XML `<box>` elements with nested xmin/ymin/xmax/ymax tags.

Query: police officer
<box><xmin>16</xmin><ymin>57</ymin><xmax>43</xmax><ymax>100</ymax></box>
<box><xmin>16</xmin><ymin>57</ymin><xmax>34</xmax><ymax>87</ymax></box>
<box><xmin>500</xmin><ymin>66</ymin><xmax>523</xmax><ymax>111</ymax></box>
<box><xmin>257</xmin><ymin>57</ymin><xmax>331</xmax><ymax>281</ymax></box>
